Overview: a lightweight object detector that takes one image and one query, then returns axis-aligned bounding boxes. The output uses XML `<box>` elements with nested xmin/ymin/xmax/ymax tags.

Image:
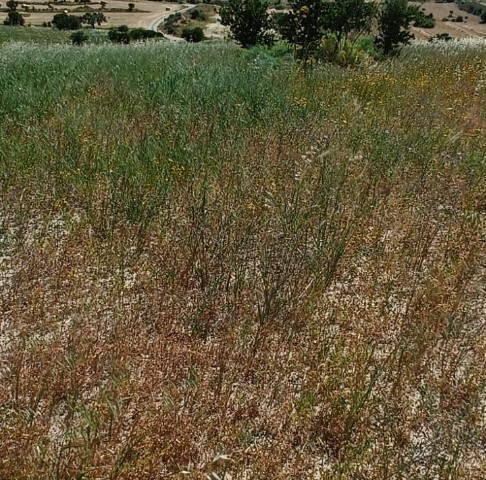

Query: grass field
<box><xmin>0</xmin><ymin>39</ymin><xmax>485</xmax><ymax>478</ymax></box>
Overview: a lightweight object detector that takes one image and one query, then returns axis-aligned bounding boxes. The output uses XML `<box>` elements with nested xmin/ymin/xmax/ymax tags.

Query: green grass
<box><xmin>0</xmin><ymin>25</ymin><xmax>109</xmax><ymax>45</ymax></box>
<box><xmin>0</xmin><ymin>40</ymin><xmax>485</xmax><ymax>479</ymax></box>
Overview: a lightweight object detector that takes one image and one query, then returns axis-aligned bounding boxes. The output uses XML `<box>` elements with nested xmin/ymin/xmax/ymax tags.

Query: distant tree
<box><xmin>128</xmin><ymin>2</ymin><xmax>135</xmax><ymax>12</ymax></box>
<box><xmin>182</xmin><ymin>26</ymin><xmax>204</xmax><ymax>42</ymax></box>
<box><xmin>129</xmin><ymin>28</ymin><xmax>162</xmax><ymax>40</ymax></box>
<box><xmin>220</xmin><ymin>0</ymin><xmax>273</xmax><ymax>48</ymax></box>
<box><xmin>4</xmin><ymin>10</ymin><xmax>24</xmax><ymax>25</ymax></box>
<box><xmin>100</xmin><ymin>0</ymin><xmax>107</xmax><ymax>8</ymax></box>
<box><xmin>6</xmin><ymin>0</ymin><xmax>17</xmax><ymax>10</ymax></box>
<box><xmin>81</xmin><ymin>11</ymin><xmax>107</xmax><ymax>28</ymax></box>
<box><xmin>481</xmin><ymin>12</ymin><xmax>486</xmax><ymax>24</ymax></box>
<box><xmin>428</xmin><ymin>32</ymin><xmax>452</xmax><ymax>42</ymax></box>
<box><xmin>52</xmin><ymin>12</ymin><xmax>82</xmax><ymax>30</ymax></box>
<box><xmin>71</xmin><ymin>30</ymin><xmax>88</xmax><ymax>45</ymax></box>
<box><xmin>375</xmin><ymin>0</ymin><xmax>413</xmax><ymax>56</ymax></box>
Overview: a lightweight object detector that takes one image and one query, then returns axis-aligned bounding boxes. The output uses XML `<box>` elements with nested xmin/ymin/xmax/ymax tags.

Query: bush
<box><xmin>190</xmin><ymin>8</ymin><xmax>209</xmax><ymax>21</ymax></box>
<box><xmin>52</xmin><ymin>13</ymin><xmax>82</xmax><ymax>30</ymax></box>
<box><xmin>182</xmin><ymin>26</ymin><xmax>204</xmax><ymax>42</ymax></box>
<box><xmin>108</xmin><ymin>25</ymin><xmax>130</xmax><ymax>43</ymax></box>
<box><xmin>428</xmin><ymin>32</ymin><xmax>453</xmax><ymax>42</ymax></box>
<box><xmin>71</xmin><ymin>30</ymin><xmax>88</xmax><ymax>45</ymax></box>
<box><xmin>3</xmin><ymin>10</ymin><xmax>24</xmax><ymax>25</ymax></box>
<box><xmin>129</xmin><ymin>28</ymin><xmax>163</xmax><ymax>41</ymax></box>
<box><xmin>480</xmin><ymin>12</ymin><xmax>486</xmax><ymax>23</ymax></box>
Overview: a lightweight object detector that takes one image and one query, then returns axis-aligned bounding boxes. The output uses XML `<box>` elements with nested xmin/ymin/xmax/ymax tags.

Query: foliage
<box><xmin>81</xmin><ymin>12</ymin><xmax>107</xmax><ymax>28</ymax></box>
<box><xmin>129</xmin><ymin>28</ymin><xmax>163</xmax><ymax>41</ymax></box>
<box><xmin>6</xmin><ymin>0</ymin><xmax>17</xmax><ymax>11</ymax></box>
<box><xmin>409</xmin><ymin>5</ymin><xmax>435</xmax><ymax>28</ymax></box>
<box><xmin>109</xmin><ymin>25</ymin><xmax>162</xmax><ymax>43</ymax></box>
<box><xmin>108</xmin><ymin>25</ymin><xmax>131</xmax><ymax>43</ymax></box>
<box><xmin>52</xmin><ymin>13</ymin><xmax>82</xmax><ymax>30</ymax></box>
<box><xmin>220</xmin><ymin>0</ymin><xmax>274</xmax><ymax>48</ymax></box>
<box><xmin>322</xmin><ymin>0</ymin><xmax>378</xmax><ymax>55</ymax></box>
<box><xmin>182</xmin><ymin>26</ymin><xmax>205</xmax><ymax>42</ymax></box>
<box><xmin>375</xmin><ymin>0</ymin><xmax>413</xmax><ymax>56</ymax></box>
<box><xmin>190</xmin><ymin>8</ymin><xmax>209</xmax><ymax>21</ymax></box>
<box><xmin>277</xmin><ymin>0</ymin><xmax>328</xmax><ymax>60</ymax></box>
<box><xmin>278</xmin><ymin>0</ymin><xmax>377</xmax><ymax>61</ymax></box>
<box><xmin>482</xmin><ymin>12</ymin><xmax>486</xmax><ymax>23</ymax></box>
<box><xmin>3</xmin><ymin>10</ymin><xmax>24</xmax><ymax>25</ymax></box>
<box><xmin>428</xmin><ymin>32</ymin><xmax>453</xmax><ymax>42</ymax></box>
<box><xmin>71</xmin><ymin>29</ymin><xmax>88</xmax><ymax>45</ymax></box>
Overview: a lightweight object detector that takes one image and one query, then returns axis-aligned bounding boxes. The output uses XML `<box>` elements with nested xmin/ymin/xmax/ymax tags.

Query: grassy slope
<box><xmin>0</xmin><ymin>41</ymin><xmax>485</xmax><ymax>478</ymax></box>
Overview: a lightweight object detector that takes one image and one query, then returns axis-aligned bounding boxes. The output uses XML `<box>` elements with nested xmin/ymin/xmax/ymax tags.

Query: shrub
<box><xmin>410</xmin><ymin>7</ymin><xmax>435</xmax><ymax>28</ymax></box>
<box><xmin>52</xmin><ymin>13</ymin><xmax>82</xmax><ymax>30</ymax></box>
<box><xmin>129</xmin><ymin>28</ymin><xmax>163</xmax><ymax>41</ymax></box>
<box><xmin>481</xmin><ymin>12</ymin><xmax>486</xmax><ymax>24</ymax></box>
<box><xmin>190</xmin><ymin>8</ymin><xmax>208</xmax><ymax>21</ymax></box>
<box><xmin>182</xmin><ymin>26</ymin><xmax>204</xmax><ymax>42</ymax></box>
<box><xmin>71</xmin><ymin>30</ymin><xmax>88</xmax><ymax>45</ymax></box>
<box><xmin>108</xmin><ymin>25</ymin><xmax>131</xmax><ymax>43</ymax></box>
<box><xmin>428</xmin><ymin>32</ymin><xmax>453</xmax><ymax>42</ymax></box>
<box><xmin>4</xmin><ymin>10</ymin><xmax>24</xmax><ymax>25</ymax></box>
<box><xmin>128</xmin><ymin>2</ymin><xmax>135</xmax><ymax>11</ymax></box>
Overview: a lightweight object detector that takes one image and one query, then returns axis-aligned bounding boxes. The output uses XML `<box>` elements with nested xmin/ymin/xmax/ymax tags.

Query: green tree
<box><xmin>278</xmin><ymin>0</ymin><xmax>327</xmax><ymax>60</ymax></box>
<box><xmin>220</xmin><ymin>0</ymin><xmax>273</xmax><ymax>48</ymax></box>
<box><xmin>278</xmin><ymin>0</ymin><xmax>377</xmax><ymax>61</ymax></box>
<box><xmin>323</xmin><ymin>0</ymin><xmax>378</xmax><ymax>55</ymax></box>
<box><xmin>81</xmin><ymin>12</ymin><xmax>107</xmax><ymax>28</ymax></box>
<box><xmin>4</xmin><ymin>10</ymin><xmax>24</xmax><ymax>25</ymax></box>
<box><xmin>375</xmin><ymin>0</ymin><xmax>413</xmax><ymax>56</ymax></box>
<box><xmin>6</xmin><ymin>0</ymin><xmax>17</xmax><ymax>11</ymax></box>
<box><xmin>52</xmin><ymin>13</ymin><xmax>82</xmax><ymax>30</ymax></box>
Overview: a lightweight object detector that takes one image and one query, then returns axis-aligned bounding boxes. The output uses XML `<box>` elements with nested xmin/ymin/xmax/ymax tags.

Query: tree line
<box><xmin>221</xmin><ymin>0</ymin><xmax>422</xmax><ymax>60</ymax></box>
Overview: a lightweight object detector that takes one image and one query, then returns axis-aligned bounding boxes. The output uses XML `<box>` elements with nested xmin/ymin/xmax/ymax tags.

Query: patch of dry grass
<box><xmin>0</xmin><ymin>41</ymin><xmax>485</xmax><ymax>478</ymax></box>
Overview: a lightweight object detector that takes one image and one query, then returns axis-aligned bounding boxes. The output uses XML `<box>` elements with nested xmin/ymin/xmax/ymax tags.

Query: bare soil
<box><xmin>411</xmin><ymin>2</ymin><xmax>486</xmax><ymax>39</ymax></box>
<box><xmin>15</xmin><ymin>0</ymin><xmax>187</xmax><ymax>29</ymax></box>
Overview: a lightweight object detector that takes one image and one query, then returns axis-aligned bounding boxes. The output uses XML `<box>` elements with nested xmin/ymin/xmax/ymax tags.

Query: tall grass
<box><xmin>0</xmin><ymin>40</ymin><xmax>485</xmax><ymax>479</ymax></box>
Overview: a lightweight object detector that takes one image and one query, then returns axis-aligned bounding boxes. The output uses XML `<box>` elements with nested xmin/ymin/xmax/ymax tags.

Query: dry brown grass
<box><xmin>0</xmin><ymin>41</ymin><xmax>485</xmax><ymax>478</ymax></box>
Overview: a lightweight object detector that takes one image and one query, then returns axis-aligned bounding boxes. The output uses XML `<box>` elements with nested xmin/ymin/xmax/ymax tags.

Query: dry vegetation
<box><xmin>0</xmin><ymin>40</ymin><xmax>485</xmax><ymax>478</ymax></box>
<box><xmin>2</xmin><ymin>0</ymin><xmax>185</xmax><ymax>29</ymax></box>
<box><xmin>411</xmin><ymin>2</ymin><xmax>486</xmax><ymax>40</ymax></box>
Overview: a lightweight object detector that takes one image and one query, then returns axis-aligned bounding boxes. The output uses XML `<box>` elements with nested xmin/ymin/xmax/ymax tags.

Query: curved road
<box><xmin>148</xmin><ymin>4</ymin><xmax>197</xmax><ymax>40</ymax></box>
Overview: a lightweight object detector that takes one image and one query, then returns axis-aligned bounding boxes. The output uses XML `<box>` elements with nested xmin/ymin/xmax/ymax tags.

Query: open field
<box><xmin>0</xmin><ymin>39</ymin><xmax>486</xmax><ymax>478</ymax></box>
<box><xmin>411</xmin><ymin>2</ymin><xmax>486</xmax><ymax>39</ymax></box>
<box><xmin>1</xmin><ymin>0</ymin><xmax>188</xmax><ymax>29</ymax></box>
